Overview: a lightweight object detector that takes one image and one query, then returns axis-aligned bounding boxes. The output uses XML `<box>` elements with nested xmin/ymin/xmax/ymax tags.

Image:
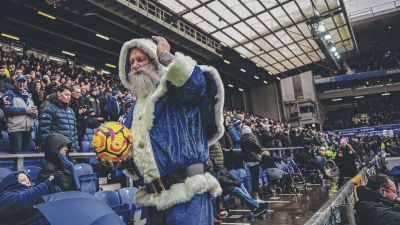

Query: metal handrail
<box><xmin>0</xmin><ymin>152</ymin><xmax>96</xmax><ymax>170</ymax></box>
<box><xmin>226</xmin><ymin>146</ymin><xmax>304</xmax><ymax>158</ymax></box>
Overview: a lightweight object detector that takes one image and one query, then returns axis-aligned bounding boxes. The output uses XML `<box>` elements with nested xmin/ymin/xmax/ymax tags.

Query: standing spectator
<box><xmin>69</xmin><ymin>85</ymin><xmax>86</xmax><ymax>144</ymax></box>
<box><xmin>85</xmin><ymin>87</ymin><xmax>103</xmax><ymax>121</ymax></box>
<box><xmin>106</xmin><ymin>89</ymin><xmax>121</xmax><ymax>121</ymax></box>
<box><xmin>335</xmin><ymin>138</ymin><xmax>358</xmax><ymax>187</ymax></box>
<box><xmin>240</xmin><ymin>123</ymin><xmax>263</xmax><ymax>199</ymax></box>
<box><xmin>31</xmin><ymin>81</ymin><xmax>45</xmax><ymax>107</ymax></box>
<box><xmin>38</xmin><ymin>84</ymin><xmax>80</xmax><ymax>152</ymax></box>
<box><xmin>228</xmin><ymin>119</ymin><xmax>242</xmax><ymax>150</ymax></box>
<box><xmin>2</xmin><ymin>74</ymin><xmax>37</xmax><ymax>153</ymax></box>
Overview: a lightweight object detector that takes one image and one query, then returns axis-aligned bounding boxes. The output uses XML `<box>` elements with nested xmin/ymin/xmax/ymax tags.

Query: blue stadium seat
<box><xmin>15</xmin><ymin>152</ymin><xmax>44</xmax><ymax>167</ymax></box>
<box><xmin>0</xmin><ymin>168</ymin><xmax>13</xmax><ymax>182</ymax></box>
<box><xmin>82</xmin><ymin>141</ymin><xmax>93</xmax><ymax>152</ymax></box>
<box><xmin>23</xmin><ymin>166</ymin><xmax>42</xmax><ymax>185</ymax></box>
<box><xmin>0</xmin><ymin>152</ymin><xmax>14</xmax><ymax>169</ymax></box>
<box><xmin>28</xmin><ymin>141</ymin><xmax>36</xmax><ymax>152</ymax></box>
<box><xmin>74</xmin><ymin>163</ymin><xmax>99</xmax><ymax>194</ymax></box>
<box><xmin>2</xmin><ymin>131</ymin><xmax>9</xmax><ymax>140</ymax></box>
<box><xmin>239</xmin><ymin>168</ymin><xmax>252</xmax><ymax>193</ymax></box>
<box><xmin>0</xmin><ymin>140</ymin><xmax>10</xmax><ymax>152</ymax></box>
<box><xmin>118</xmin><ymin>187</ymin><xmax>138</xmax><ymax>222</ymax></box>
<box><xmin>95</xmin><ymin>190</ymin><xmax>130</xmax><ymax>223</ymax></box>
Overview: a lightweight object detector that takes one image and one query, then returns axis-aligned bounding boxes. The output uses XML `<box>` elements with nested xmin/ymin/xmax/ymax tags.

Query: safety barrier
<box><xmin>228</xmin><ymin>146</ymin><xmax>304</xmax><ymax>158</ymax></box>
<box><xmin>304</xmin><ymin>166</ymin><xmax>376</xmax><ymax>225</ymax></box>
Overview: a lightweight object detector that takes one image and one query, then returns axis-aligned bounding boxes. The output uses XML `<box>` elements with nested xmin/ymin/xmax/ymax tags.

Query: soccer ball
<box><xmin>92</xmin><ymin>121</ymin><xmax>133</xmax><ymax>162</ymax></box>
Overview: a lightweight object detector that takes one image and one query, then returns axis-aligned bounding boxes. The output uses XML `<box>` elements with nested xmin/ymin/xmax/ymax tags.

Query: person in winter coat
<box><xmin>0</xmin><ymin>171</ymin><xmax>62</xmax><ymax>225</ymax></box>
<box><xmin>355</xmin><ymin>174</ymin><xmax>400</xmax><ymax>225</ymax></box>
<box><xmin>38</xmin><ymin>84</ymin><xmax>80</xmax><ymax>152</ymax></box>
<box><xmin>240</xmin><ymin>123</ymin><xmax>264</xmax><ymax>199</ymax></box>
<box><xmin>335</xmin><ymin>137</ymin><xmax>358</xmax><ymax>187</ymax></box>
<box><xmin>228</xmin><ymin>119</ymin><xmax>242</xmax><ymax>150</ymax></box>
<box><xmin>37</xmin><ymin>133</ymin><xmax>78</xmax><ymax>191</ymax></box>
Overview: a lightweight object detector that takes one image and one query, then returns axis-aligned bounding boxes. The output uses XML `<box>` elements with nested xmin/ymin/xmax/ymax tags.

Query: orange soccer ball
<box><xmin>92</xmin><ymin>121</ymin><xmax>133</xmax><ymax>162</ymax></box>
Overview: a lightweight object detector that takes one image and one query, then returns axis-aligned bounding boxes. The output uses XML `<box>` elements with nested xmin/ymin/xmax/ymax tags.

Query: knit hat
<box><xmin>233</xmin><ymin>120</ymin><xmax>242</xmax><ymax>127</ymax></box>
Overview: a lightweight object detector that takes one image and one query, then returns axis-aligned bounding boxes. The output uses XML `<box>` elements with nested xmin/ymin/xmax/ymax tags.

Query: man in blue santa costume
<box><xmin>114</xmin><ymin>36</ymin><xmax>225</xmax><ymax>225</ymax></box>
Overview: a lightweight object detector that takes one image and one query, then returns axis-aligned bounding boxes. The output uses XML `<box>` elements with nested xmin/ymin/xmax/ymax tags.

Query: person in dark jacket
<box><xmin>355</xmin><ymin>174</ymin><xmax>400</xmax><ymax>225</ymax></box>
<box><xmin>106</xmin><ymin>89</ymin><xmax>121</xmax><ymax>121</ymax></box>
<box><xmin>210</xmin><ymin>161</ymin><xmax>269</xmax><ymax>217</ymax></box>
<box><xmin>0</xmin><ymin>171</ymin><xmax>62</xmax><ymax>225</ymax></box>
<box><xmin>335</xmin><ymin>137</ymin><xmax>358</xmax><ymax>187</ymax></box>
<box><xmin>38</xmin><ymin>84</ymin><xmax>80</xmax><ymax>152</ymax></box>
<box><xmin>240</xmin><ymin>124</ymin><xmax>264</xmax><ymax>199</ymax></box>
<box><xmin>228</xmin><ymin>119</ymin><xmax>242</xmax><ymax>150</ymax></box>
<box><xmin>37</xmin><ymin>133</ymin><xmax>78</xmax><ymax>191</ymax></box>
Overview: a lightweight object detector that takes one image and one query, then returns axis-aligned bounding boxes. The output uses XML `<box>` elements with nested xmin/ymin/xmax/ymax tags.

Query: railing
<box><xmin>348</xmin><ymin>0</ymin><xmax>400</xmax><ymax>19</ymax></box>
<box><xmin>0</xmin><ymin>153</ymin><xmax>96</xmax><ymax>170</ymax></box>
<box><xmin>227</xmin><ymin>146</ymin><xmax>304</xmax><ymax>158</ymax></box>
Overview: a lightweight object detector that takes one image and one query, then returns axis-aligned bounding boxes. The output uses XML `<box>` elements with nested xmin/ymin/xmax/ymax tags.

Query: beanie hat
<box><xmin>233</xmin><ymin>120</ymin><xmax>242</xmax><ymax>127</ymax></box>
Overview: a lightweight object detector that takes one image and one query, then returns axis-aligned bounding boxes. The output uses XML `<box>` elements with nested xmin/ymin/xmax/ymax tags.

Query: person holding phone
<box><xmin>2</xmin><ymin>74</ymin><xmax>37</xmax><ymax>153</ymax></box>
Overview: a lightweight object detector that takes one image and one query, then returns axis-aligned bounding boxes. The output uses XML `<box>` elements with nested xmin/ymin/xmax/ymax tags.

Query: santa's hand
<box><xmin>152</xmin><ymin>36</ymin><xmax>170</xmax><ymax>56</ymax></box>
<box><xmin>99</xmin><ymin>158</ymin><xmax>122</xmax><ymax>169</ymax></box>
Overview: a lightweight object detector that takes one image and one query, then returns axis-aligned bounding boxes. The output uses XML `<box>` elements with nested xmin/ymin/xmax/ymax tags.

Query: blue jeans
<box><xmin>231</xmin><ymin>184</ymin><xmax>259</xmax><ymax>209</ymax></box>
<box><xmin>9</xmin><ymin>131</ymin><xmax>32</xmax><ymax>153</ymax></box>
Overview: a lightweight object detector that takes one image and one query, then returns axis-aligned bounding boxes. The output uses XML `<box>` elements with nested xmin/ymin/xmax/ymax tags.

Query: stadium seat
<box><xmin>0</xmin><ymin>152</ymin><xmax>14</xmax><ymax>169</ymax></box>
<box><xmin>0</xmin><ymin>140</ymin><xmax>10</xmax><ymax>152</ymax></box>
<box><xmin>0</xmin><ymin>168</ymin><xmax>13</xmax><ymax>182</ymax></box>
<box><xmin>118</xmin><ymin>187</ymin><xmax>138</xmax><ymax>222</ymax></box>
<box><xmin>82</xmin><ymin>141</ymin><xmax>94</xmax><ymax>152</ymax></box>
<box><xmin>74</xmin><ymin>163</ymin><xmax>99</xmax><ymax>194</ymax></box>
<box><xmin>23</xmin><ymin>166</ymin><xmax>42</xmax><ymax>185</ymax></box>
<box><xmin>95</xmin><ymin>190</ymin><xmax>130</xmax><ymax>223</ymax></box>
<box><xmin>239</xmin><ymin>168</ymin><xmax>252</xmax><ymax>193</ymax></box>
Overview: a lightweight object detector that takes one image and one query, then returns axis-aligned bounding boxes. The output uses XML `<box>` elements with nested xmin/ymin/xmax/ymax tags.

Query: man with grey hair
<box><xmin>105</xmin><ymin>36</ymin><xmax>225</xmax><ymax>225</ymax></box>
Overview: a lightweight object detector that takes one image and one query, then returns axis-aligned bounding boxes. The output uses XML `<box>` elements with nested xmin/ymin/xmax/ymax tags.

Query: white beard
<box><xmin>128</xmin><ymin>64</ymin><xmax>161</xmax><ymax>99</ymax></box>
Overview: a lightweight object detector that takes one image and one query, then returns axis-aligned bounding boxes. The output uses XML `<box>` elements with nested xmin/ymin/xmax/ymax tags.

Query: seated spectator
<box><xmin>260</xmin><ymin>151</ymin><xmax>286</xmax><ymax>181</ymax></box>
<box><xmin>0</xmin><ymin>171</ymin><xmax>62</xmax><ymax>225</ymax></box>
<box><xmin>210</xmin><ymin>161</ymin><xmax>269</xmax><ymax>217</ymax></box>
<box><xmin>37</xmin><ymin>133</ymin><xmax>78</xmax><ymax>191</ymax></box>
<box><xmin>355</xmin><ymin>174</ymin><xmax>400</xmax><ymax>225</ymax></box>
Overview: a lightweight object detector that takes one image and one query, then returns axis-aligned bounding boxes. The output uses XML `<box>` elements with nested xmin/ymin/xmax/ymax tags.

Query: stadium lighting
<box><xmin>238</xmin><ymin>88</ymin><xmax>243</xmax><ymax>92</ymax></box>
<box><xmin>223</xmin><ymin>59</ymin><xmax>230</xmax><ymax>64</ymax></box>
<box><xmin>318</xmin><ymin>24</ymin><xmax>326</xmax><ymax>32</ymax></box>
<box><xmin>96</xmin><ymin>33</ymin><xmax>110</xmax><ymax>40</ymax></box>
<box><xmin>355</xmin><ymin>96</ymin><xmax>364</xmax><ymax>99</ymax></box>
<box><xmin>382</xmin><ymin>92</ymin><xmax>391</xmax><ymax>96</ymax></box>
<box><xmin>105</xmin><ymin>63</ymin><xmax>116</xmax><ymax>69</ymax></box>
<box><xmin>1</xmin><ymin>33</ymin><xmax>20</xmax><ymax>41</ymax></box>
<box><xmin>84</xmin><ymin>66</ymin><xmax>95</xmax><ymax>71</ymax></box>
<box><xmin>263</xmin><ymin>81</ymin><xmax>268</xmax><ymax>84</ymax></box>
<box><xmin>388</xmin><ymin>26</ymin><xmax>392</xmax><ymax>29</ymax></box>
<box><xmin>228</xmin><ymin>84</ymin><xmax>234</xmax><ymax>88</ymax></box>
<box><xmin>240</xmin><ymin>68</ymin><xmax>246</xmax><ymax>73</ymax></box>
<box><xmin>61</xmin><ymin>51</ymin><xmax>75</xmax><ymax>57</ymax></box>
<box><xmin>276</xmin><ymin>77</ymin><xmax>281</xmax><ymax>80</ymax></box>
<box><xmin>254</xmin><ymin>76</ymin><xmax>259</xmax><ymax>79</ymax></box>
<box><xmin>101</xmin><ymin>70</ymin><xmax>110</xmax><ymax>75</ymax></box>
<box><xmin>324</xmin><ymin>34</ymin><xmax>331</xmax><ymax>40</ymax></box>
<box><xmin>336</xmin><ymin>55</ymin><xmax>341</xmax><ymax>59</ymax></box>
<box><xmin>256</xmin><ymin>63</ymin><xmax>261</xmax><ymax>68</ymax></box>
<box><xmin>334</xmin><ymin>52</ymin><xmax>339</xmax><ymax>56</ymax></box>
<box><xmin>240</xmin><ymin>54</ymin><xmax>246</xmax><ymax>58</ymax></box>
<box><xmin>332</xmin><ymin>98</ymin><xmax>343</xmax><ymax>102</ymax></box>
<box><xmin>37</xmin><ymin>11</ymin><xmax>56</xmax><ymax>20</ymax></box>
<box><xmin>49</xmin><ymin>56</ymin><xmax>61</xmax><ymax>62</ymax></box>
<box><xmin>330</xmin><ymin>47</ymin><xmax>337</xmax><ymax>52</ymax></box>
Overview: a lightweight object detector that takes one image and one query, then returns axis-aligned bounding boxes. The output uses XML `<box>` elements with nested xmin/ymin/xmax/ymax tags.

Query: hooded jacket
<box><xmin>240</xmin><ymin>125</ymin><xmax>262</xmax><ymax>163</ymax></box>
<box><xmin>37</xmin><ymin>133</ymin><xmax>77</xmax><ymax>191</ymax></box>
<box><xmin>0</xmin><ymin>171</ymin><xmax>55</xmax><ymax>225</ymax></box>
<box><xmin>355</xmin><ymin>186</ymin><xmax>400</xmax><ymax>225</ymax></box>
<box><xmin>38</xmin><ymin>94</ymin><xmax>79</xmax><ymax>152</ymax></box>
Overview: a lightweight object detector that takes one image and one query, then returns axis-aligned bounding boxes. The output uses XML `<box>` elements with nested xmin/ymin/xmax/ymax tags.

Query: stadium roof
<box><xmin>157</xmin><ymin>0</ymin><xmax>356</xmax><ymax>76</ymax></box>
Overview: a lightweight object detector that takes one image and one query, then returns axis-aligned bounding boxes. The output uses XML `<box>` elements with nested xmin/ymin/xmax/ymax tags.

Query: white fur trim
<box><xmin>134</xmin><ymin>172</ymin><xmax>222</xmax><ymax>210</ymax></box>
<box><xmin>118</xmin><ymin>38</ymin><xmax>164</xmax><ymax>92</ymax></box>
<box><xmin>199</xmin><ymin>65</ymin><xmax>225</xmax><ymax>147</ymax></box>
<box><xmin>165</xmin><ymin>52</ymin><xmax>196</xmax><ymax>87</ymax></box>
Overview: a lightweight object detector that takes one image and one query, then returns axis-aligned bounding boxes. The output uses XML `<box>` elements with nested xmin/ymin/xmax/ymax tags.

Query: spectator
<box><xmin>38</xmin><ymin>84</ymin><xmax>80</xmax><ymax>152</ymax></box>
<box><xmin>31</xmin><ymin>80</ymin><xmax>45</xmax><ymax>107</ymax></box>
<box><xmin>106</xmin><ymin>89</ymin><xmax>121</xmax><ymax>121</ymax></box>
<box><xmin>0</xmin><ymin>171</ymin><xmax>62</xmax><ymax>225</ymax></box>
<box><xmin>69</xmin><ymin>85</ymin><xmax>87</xmax><ymax>144</ymax></box>
<box><xmin>2</xmin><ymin>74</ymin><xmax>37</xmax><ymax>153</ymax></box>
<box><xmin>228</xmin><ymin>119</ymin><xmax>242</xmax><ymax>150</ymax></box>
<box><xmin>240</xmin><ymin>123</ymin><xmax>263</xmax><ymax>199</ymax></box>
<box><xmin>37</xmin><ymin>133</ymin><xmax>78</xmax><ymax>191</ymax></box>
<box><xmin>355</xmin><ymin>174</ymin><xmax>400</xmax><ymax>225</ymax></box>
<box><xmin>85</xmin><ymin>87</ymin><xmax>103</xmax><ymax>122</ymax></box>
<box><xmin>335</xmin><ymin>138</ymin><xmax>358</xmax><ymax>187</ymax></box>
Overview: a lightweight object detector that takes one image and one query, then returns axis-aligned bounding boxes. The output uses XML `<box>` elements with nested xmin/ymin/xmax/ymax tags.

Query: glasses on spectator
<box><xmin>383</xmin><ymin>187</ymin><xmax>398</xmax><ymax>195</ymax></box>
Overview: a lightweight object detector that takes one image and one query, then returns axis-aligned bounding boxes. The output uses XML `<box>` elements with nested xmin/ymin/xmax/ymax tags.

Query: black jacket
<box><xmin>38</xmin><ymin>134</ymin><xmax>76</xmax><ymax>191</ymax></box>
<box><xmin>355</xmin><ymin>186</ymin><xmax>400</xmax><ymax>225</ymax></box>
<box><xmin>240</xmin><ymin>126</ymin><xmax>262</xmax><ymax>163</ymax></box>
